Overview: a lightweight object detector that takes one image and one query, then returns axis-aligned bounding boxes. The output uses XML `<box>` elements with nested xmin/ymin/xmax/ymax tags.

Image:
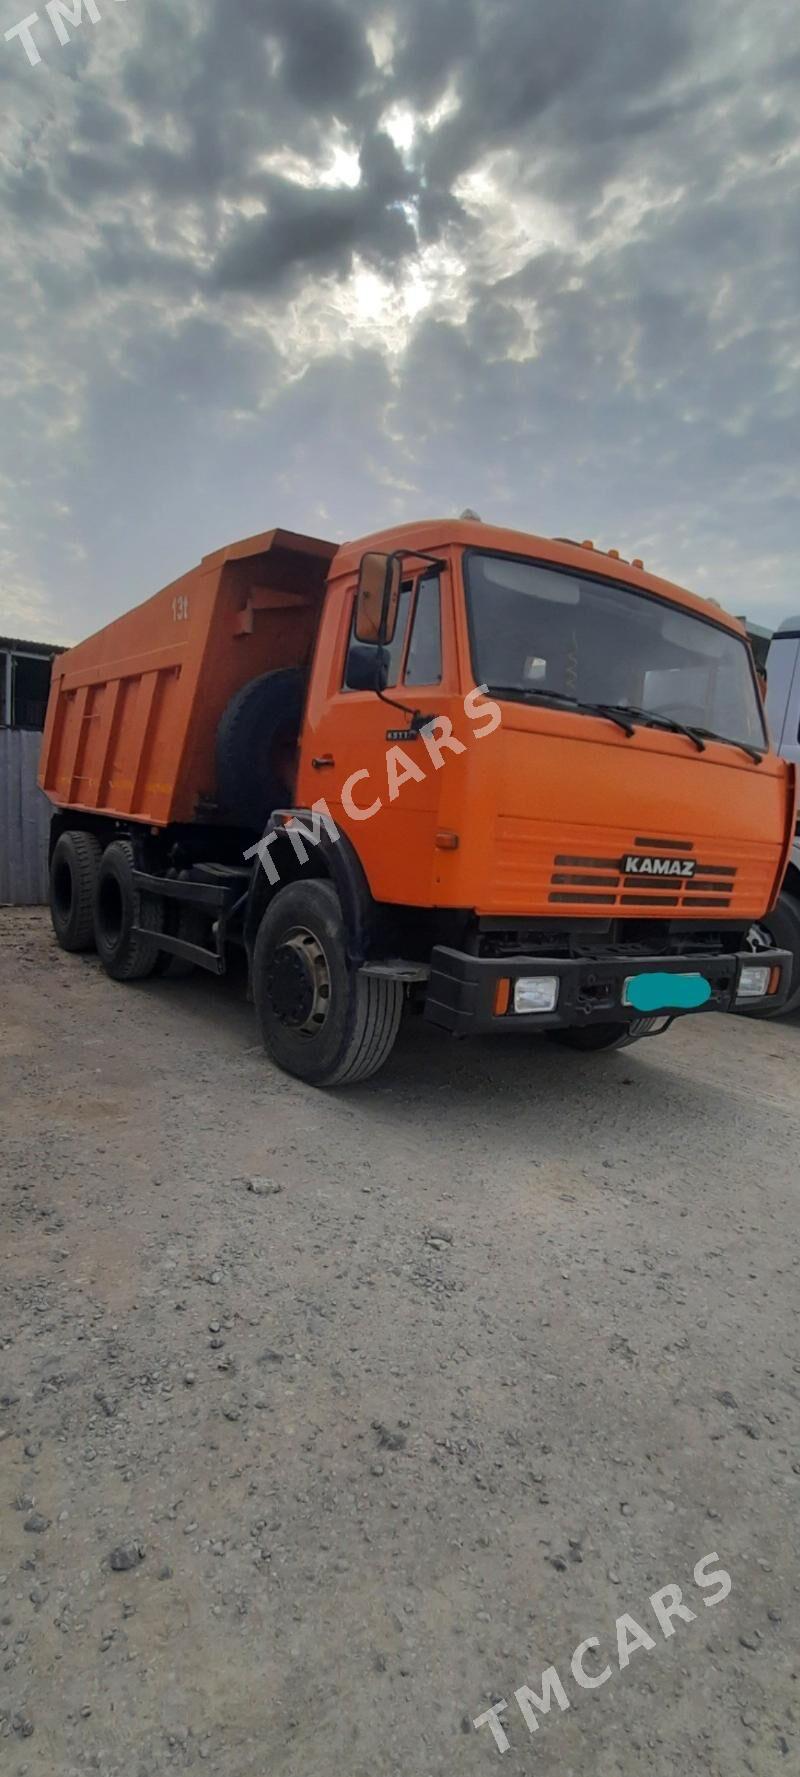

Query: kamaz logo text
<box><xmin>623</xmin><ymin>854</ymin><xmax>696</xmax><ymax>879</ymax></box>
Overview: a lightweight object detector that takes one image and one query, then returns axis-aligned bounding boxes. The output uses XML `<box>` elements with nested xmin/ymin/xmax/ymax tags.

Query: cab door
<box><xmin>298</xmin><ymin>558</ymin><xmax>460</xmax><ymax>906</ymax></box>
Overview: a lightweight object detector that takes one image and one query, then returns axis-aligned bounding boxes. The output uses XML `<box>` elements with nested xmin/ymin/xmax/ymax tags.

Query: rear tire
<box><xmin>253</xmin><ymin>880</ymin><xmax>403</xmax><ymax>1085</ymax></box>
<box><xmin>94</xmin><ymin>840</ymin><xmax>161</xmax><ymax>982</ymax></box>
<box><xmin>49</xmin><ymin>830</ymin><xmax>102</xmax><ymax>952</ymax></box>
<box><xmin>739</xmin><ymin>890</ymin><xmax>800</xmax><ymax>1018</ymax></box>
<box><xmin>547</xmin><ymin>1017</ymin><xmax>662</xmax><ymax>1052</ymax></box>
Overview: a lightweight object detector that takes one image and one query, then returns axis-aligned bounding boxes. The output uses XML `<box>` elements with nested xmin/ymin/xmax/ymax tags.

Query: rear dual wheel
<box><xmin>51</xmin><ymin>830</ymin><xmax>208</xmax><ymax>982</ymax></box>
<box><xmin>253</xmin><ymin>880</ymin><xmax>403</xmax><ymax>1086</ymax></box>
<box><xmin>50</xmin><ymin>831</ymin><xmax>161</xmax><ymax>980</ymax></box>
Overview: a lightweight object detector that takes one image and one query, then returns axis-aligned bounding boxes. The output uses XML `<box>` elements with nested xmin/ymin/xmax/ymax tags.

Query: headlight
<box><xmin>737</xmin><ymin>964</ymin><xmax>771</xmax><ymax>1000</ymax></box>
<box><xmin>514</xmin><ymin>975</ymin><xmax>560</xmax><ymax>1014</ymax></box>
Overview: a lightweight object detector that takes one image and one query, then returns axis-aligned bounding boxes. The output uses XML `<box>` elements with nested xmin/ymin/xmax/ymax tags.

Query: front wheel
<box><xmin>547</xmin><ymin>1017</ymin><xmax>663</xmax><ymax>1052</ymax></box>
<box><xmin>739</xmin><ymin>890</ymin><xmax>800</xmax><ymax>1018</ymax></box>
<box><xmin>252</xmin><ymin>880</ymin><xmax>403</xmax><ymax>1085</ymax></box>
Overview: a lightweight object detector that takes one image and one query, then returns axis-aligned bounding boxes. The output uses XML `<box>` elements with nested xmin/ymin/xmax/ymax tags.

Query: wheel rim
<box><xmin>266</xmin><ymin>926</ymin><xmax>332</xmax><ymax>1036</ymax></box>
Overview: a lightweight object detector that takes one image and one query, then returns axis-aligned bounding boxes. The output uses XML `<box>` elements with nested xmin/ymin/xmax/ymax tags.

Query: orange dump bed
<box><xmin>39</xmin><ymin>528</ymin><xmax>336</xmax><ymax>827</ymax></box>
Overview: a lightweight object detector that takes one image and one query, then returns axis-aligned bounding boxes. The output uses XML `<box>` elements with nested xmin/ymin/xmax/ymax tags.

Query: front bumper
<box><xmin>423</xmin><ymin>946</ymin><xmax>793</xmax><ymax>1036</ymax></box>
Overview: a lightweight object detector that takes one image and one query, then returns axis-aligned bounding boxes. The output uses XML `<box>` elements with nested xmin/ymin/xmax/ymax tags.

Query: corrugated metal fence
<box><xmin>0</xmin><ymin>728</ymin><xmax>50</xmax><ymax>905</ymax></box>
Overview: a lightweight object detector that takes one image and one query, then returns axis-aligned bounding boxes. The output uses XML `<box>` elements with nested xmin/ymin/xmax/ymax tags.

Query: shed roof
<box><xmin>0</xmin><ymin>636</ymin><xmax>65</xmax><ymax>657</ymax></box>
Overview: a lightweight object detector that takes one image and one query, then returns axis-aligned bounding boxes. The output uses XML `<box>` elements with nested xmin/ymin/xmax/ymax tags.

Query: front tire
<box><xmin>94</xmin><ymin>840</ymin><xmax>162</xmax><ymax>982</ymax></box>
<box><xmin>49</xmin><ymin>830</ymin><xmax>102</xmax><ymax>952</ymax></box>
<box><xmin>253</xmin><ymin>880</ymin><xmax>403</xmax><ymax>1085</ymax></box>
<box><xmin>740</xmin><ymin>890</ymin><xmax>800</xmax><ymax>1018</ymax></box>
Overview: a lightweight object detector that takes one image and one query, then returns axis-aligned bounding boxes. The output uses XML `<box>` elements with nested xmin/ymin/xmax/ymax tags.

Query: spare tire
<box><xmin>216</xmin><ymin>668</ymin><xmax>305</xmax><ymax>831</ymax></box>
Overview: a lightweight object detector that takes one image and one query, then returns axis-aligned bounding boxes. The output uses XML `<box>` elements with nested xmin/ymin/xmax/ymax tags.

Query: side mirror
<box><xmin>355</xmin><ymin>552</ymin><xmax>402</xmax><ymax>645</ymax></box>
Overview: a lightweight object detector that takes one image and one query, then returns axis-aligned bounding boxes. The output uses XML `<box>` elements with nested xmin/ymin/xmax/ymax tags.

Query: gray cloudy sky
<box><xmin>1</xmin><ymin>0</ymin><xmax>798</xmax><ymax>644</ymax></box>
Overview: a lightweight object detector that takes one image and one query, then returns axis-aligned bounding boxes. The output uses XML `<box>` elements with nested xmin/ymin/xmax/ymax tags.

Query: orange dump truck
<box><xmin>40</xmin><ymin>518</ymin><xmax>797</xmax><ymax>1084</ymax></box>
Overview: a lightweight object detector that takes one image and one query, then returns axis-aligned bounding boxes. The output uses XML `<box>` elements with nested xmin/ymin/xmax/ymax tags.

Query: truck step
<box><xmin>133</xmin><ymin>927</ymin><xmax>226</xmax><ymax>976</ymax></box>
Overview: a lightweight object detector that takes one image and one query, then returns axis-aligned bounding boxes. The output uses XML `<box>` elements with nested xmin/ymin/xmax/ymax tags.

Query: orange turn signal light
<box><xmin>493</xmin><ymin>977</ymin><xmax>511</xmax><ymax>1016</ymax></box>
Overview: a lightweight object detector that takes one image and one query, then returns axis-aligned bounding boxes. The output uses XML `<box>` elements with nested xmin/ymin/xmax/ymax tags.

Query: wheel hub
<box><xmin>267</xmin><ymin>928</ymin><xmax>331</xmax><ymax>1034</ymax></box>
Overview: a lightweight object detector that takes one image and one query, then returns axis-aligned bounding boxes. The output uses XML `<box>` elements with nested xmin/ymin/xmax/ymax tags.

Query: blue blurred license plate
<box><xmin>622</xmin><ymin>972</ymin><xmax>712</xmax><ymax>1012</ymax></box>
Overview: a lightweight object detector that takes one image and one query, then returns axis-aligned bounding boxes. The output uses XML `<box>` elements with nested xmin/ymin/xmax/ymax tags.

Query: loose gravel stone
<box><xmin>23</xmin><ymin>1513</ymin><xmax>51</xmax><ymax>1534</ymax></box>
<box><xmin>109</xmin><ymin>1544</ymin><xmax>145</xmax><ymax>1573</ymax></box>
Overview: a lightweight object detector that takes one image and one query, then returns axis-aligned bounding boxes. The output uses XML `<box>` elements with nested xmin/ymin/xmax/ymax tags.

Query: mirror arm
<box><xmin>389</xmin><ymin>550</ymin><xmax>446</xmax><ymax>572</ymax></box>
<box><xmin>376</xmin><ymin>688</ymin><xmax>438</xmax><ymax>733</ymax></box>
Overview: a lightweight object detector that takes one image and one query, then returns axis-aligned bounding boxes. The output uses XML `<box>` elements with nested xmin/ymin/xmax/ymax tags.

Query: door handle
<box><xmin>312</xmin><ymin>754</ymin><xmax>335</xmax><ymax>769</ymax></box>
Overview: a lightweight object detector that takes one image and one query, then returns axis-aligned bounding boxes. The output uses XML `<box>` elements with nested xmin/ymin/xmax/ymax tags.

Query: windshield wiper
<box><xmin>611</xmin><ymin>705</ymin><xmax>765</xmax><ymax>763</ymax></box>
<box><xmin>486</xmin><ymin>686</ymin><xmax>636</xmax><ymax>737</ymax></box>
<box><xmin>672</xmin><ymin>722</ymin><xmax>764</xmax><ymax>765</ymax></box>
<box><xmin>603</xmin><ymin>703</ymin><xmax>707</xmax><ymax>752</ymax></box>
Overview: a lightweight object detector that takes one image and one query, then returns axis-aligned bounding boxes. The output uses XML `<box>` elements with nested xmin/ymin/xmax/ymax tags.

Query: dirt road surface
<box><xmin>1</xmin><ymin>907</ymin><xmax>798</xmax><ymax>1776</ymax></box>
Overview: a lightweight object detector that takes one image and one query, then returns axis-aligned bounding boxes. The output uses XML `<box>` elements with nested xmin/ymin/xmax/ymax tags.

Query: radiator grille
<box><xmin>549</xmin><ymin>846</ymin><xmax>737</xmax><ymax>910</ymax></box>
<box><xmin>485</xmin><ymin>816</ymin><xmax>775</xmax><ymax>917</ymax></box>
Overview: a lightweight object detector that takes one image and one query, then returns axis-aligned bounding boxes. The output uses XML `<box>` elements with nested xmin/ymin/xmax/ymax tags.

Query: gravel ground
<box><xmin>1</xmin><ymin>905</ymin><xmax>798</xmax><ymax>1777</ymax></box>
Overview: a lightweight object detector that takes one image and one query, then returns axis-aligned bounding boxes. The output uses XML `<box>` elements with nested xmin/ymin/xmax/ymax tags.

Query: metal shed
<box><xmin>1</xmin><ymin>636</ymin><xmax>65</xmax><ymax>904</ymax></box>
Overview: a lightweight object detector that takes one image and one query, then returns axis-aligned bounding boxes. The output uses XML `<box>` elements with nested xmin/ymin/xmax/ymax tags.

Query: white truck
<box><xmin>745</xmin><ymin>615</ymin><xmax>800</xmax><ymax>1016</ymax></box>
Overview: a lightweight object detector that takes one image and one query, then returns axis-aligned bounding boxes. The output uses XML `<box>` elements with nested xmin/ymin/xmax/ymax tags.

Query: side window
<box><xmin>403</xmin><ymin>573</ymin><xmax>442</xmax><ymax>686</ymax></box>
<box><xmin>342</xmin><ymin>582</ymin><xmax>413</xmax><ymax>690</ymax></box>
<box><xmin>383</xmin><ymin>582</ymin><xmax>414</xmax><ymax>686</ymax></box>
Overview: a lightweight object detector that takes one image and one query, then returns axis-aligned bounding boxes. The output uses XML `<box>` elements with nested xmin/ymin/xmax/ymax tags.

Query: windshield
<box><xmin>464</xmin><ymin>553</ymin><xmax>767</xmax><ymax>751</ymax></box>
